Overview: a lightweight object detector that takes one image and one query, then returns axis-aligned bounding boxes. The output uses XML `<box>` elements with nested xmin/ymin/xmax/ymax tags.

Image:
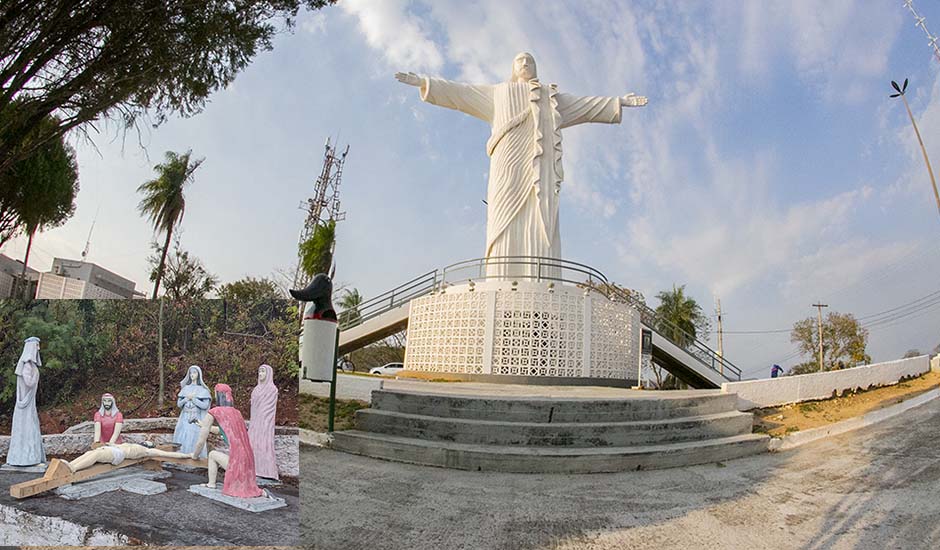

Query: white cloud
<box><xmin>340</xmin><ymin>0</ymin><xmax>444</xmax><ymax>72</ymax></box>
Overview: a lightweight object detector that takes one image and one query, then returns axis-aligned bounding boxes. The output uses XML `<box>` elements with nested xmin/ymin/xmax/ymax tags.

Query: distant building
<box><xmin>0</xmin><ymin>254</ymin><xmax>40</xmax><ymax>298</ymax></box>
<box><xmin>34</xmin><ymin>258</ymin><xmax>143</xmax><ymax>299</ymax></box>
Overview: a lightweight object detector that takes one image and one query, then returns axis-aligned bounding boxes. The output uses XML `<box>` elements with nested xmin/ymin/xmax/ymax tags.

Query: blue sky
<box><xmin>4</xmin><ymin>0</ymin><xmax>940</xmax><ymax>377</ymax></box>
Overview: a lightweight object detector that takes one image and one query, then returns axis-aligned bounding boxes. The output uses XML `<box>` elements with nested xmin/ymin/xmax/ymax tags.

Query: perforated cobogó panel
<box><xmin>490</xmin><ymin>288</ymin><xmax>584</xmax><ymax>377</ymax></box>
<box><xmin>404</xmin><ymin>283</ymin><xmax>640</xmax><ymax>380</ymax></box>
<box><xmin>405</xmin><ymin>289</ymin><xmax>488</xmax><ymax>374</ymax></box>
<box><xmin>590</xmin><ymin>298</ymin><xmax>640</xmax><ymax>379</ymax></box>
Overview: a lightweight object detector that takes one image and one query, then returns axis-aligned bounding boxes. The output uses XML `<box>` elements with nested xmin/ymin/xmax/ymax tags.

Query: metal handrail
<box><xmin>336</xmin><ymin>256</ymin><xmax>742</xmax><ymax>381</ymax></box>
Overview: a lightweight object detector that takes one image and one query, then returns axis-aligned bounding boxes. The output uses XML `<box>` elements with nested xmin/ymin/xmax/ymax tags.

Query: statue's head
<box><xmin>511</xmin><ymin>52</ymin><xmax>537</xmax><ymax>82</ymax></box>
<box><xmin>258</xmin><ymin>364</ymin><xmax>270</xmax><ymax>384</ymax></box>
<box><xmin>182</xmin><ymin>365</ymin><xmax>207</xmax><ymax>389</ymax></box>
<box><xmin>98</xmin><ymin>392</ymin><xmax>119</xmax><ymax>417</ymax></box>
<box><xmin>214</xmin><ymin>383</ymin><xmax>234</xmax><ymax>407</ymax></box>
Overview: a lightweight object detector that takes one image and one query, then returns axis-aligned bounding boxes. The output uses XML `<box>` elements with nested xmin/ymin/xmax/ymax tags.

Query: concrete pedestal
<box><xmin>188</xmin><ymin>484</ymin><xmax>287</xmax><ymax>512</ymax></box>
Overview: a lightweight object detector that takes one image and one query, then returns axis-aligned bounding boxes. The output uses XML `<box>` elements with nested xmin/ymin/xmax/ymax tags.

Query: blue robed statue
<box><xmin>173</xmin><ymin>365</ymin><xmax>211</xmax><ymax>458</ymax></box>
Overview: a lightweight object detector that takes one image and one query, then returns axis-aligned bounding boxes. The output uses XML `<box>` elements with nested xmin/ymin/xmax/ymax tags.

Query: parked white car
<box><xmin>369</xmin><ymin>362</ymin><xmax>404</xmax><ymax>376</ymax></box>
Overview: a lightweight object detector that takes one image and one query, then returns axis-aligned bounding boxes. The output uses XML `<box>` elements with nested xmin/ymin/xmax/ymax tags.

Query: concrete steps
<box><xmin>370</xmin><ymin>390</ymin><xmax>740</xmax><ymax>422</ymax></box>
<box><xmin>331</xmin><ymin>389</ymin><xmax>770</xmax><ymax>473</ymax></box>
<box><xmin>331</xmin><ymin>431</ymin><xmax>770</xmax><ymax>473</ymax></box>
<box><xmin>356</xmin><ymin>409</ymin><xmax>754</xmax><ymax>447</ymax></box>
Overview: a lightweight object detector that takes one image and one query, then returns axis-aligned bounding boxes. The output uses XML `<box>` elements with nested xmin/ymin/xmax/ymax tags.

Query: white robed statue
<box><xmin>397</xmin><ymin>52</ymin><xmax>647</xmax><ymax>279</ymax></box>
<box><xmin>6</xmin><ymin>337</ymin><xmax>46</xmax><ymax>467</ymax></box>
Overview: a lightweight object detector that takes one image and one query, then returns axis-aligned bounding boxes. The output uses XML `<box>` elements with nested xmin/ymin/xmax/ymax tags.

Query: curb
<box><xmin>299</xmin><ymin>428</ymin><xmax>333</xmax><ymax>447</ymax></box>
<box><xmin>770</xmin><ymin>388</ymin><xmax>940</xmax><ymax>451</ymax></box>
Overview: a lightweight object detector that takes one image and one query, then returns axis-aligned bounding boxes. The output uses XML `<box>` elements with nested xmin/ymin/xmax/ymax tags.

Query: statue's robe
<box><xmin>173</xmin><ymin>368</ymin><xmax>211</xmax><ymax>458</ymax></box>
<box><xmin>7</xmin><ymin>357</ymin><xmax>45</xmax><ymax>466</ymax></box>
<box><xmin>420</xmin><ymin>77</ymin><xmax>622</xmax><ymax>279</ymax></box>
<box><xmin>209</xmin><ymin>406</ymin><xmax>263</xmax><ymax>498</ymax></box>
<box><xmin>248</xmin><ymin>365</ymin><xmax>279</xmax><ymax>480</ymax></box>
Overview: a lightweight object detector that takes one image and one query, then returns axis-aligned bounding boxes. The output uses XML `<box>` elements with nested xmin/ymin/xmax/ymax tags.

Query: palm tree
<box><xmin>654</xmin><ymin>284</ymin><xmax>709</xmax><ymax>348</ymax></box>
<box><xmin>338</xmin><ymin>288</ymin><xmax>363</xmax><ymax>326</ymax></box>
<box><xmin>137</xmin><ymin>150</ymin><xmax>203</xmax><ymax>299</ymax></box>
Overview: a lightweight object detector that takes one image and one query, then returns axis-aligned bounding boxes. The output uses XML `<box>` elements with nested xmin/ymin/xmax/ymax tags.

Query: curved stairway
<box><xmin>330</xmin><ymin>389</ymin><xmax>770</xmax><ymax>473</ymax></box>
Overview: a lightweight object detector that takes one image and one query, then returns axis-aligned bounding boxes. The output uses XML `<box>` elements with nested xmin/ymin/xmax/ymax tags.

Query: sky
<box><xmin>3</xmin><ymin>0</ymin><xmax>940</xmax><ymax>378</ymax></box>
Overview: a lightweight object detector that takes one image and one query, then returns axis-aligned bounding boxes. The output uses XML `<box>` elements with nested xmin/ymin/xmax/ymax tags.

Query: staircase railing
<box><xmin>337</xmin><ymin>256</ymin><xmax>741</xmax><ymax>381</ymax></box>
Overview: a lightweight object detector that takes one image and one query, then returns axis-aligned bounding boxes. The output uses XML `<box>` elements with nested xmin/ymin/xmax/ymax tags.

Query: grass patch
<box><xmin>299</xmin><ymin>394</ymin><xmax>370</xmax><ymax>432</ymax></box>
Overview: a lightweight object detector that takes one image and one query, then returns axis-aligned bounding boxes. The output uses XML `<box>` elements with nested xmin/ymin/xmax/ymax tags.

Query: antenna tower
<box><xmin>293</xmin><ymin>138</ymin><xmax>349</xmax><ymax>288</ymax></box>
<box><xmin>904</xmin><ymin>0</ymin><xmax>940</xmax><ymax>63</ymax></box>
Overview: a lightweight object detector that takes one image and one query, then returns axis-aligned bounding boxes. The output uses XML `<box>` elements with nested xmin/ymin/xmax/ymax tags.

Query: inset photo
<box><xmin>0</xmin><ymin>299</ymin><xmax>300</xmax><ymax>547</ymax></box>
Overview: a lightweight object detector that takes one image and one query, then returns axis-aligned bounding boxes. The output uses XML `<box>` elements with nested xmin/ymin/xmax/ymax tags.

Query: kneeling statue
<box><xmin>190</xmin><ymin>383</ymin><xmax>263</xmax><ymax>498</ymax></box>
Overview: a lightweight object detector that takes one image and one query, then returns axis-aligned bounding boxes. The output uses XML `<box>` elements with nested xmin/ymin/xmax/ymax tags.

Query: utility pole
<box><xmin>812</xmin><ymin>303</ymin><xmax>829</xmax><ymax>372</ymax></box>
<box><xmin>890</xmin><ymin>78</ymin><xmax>940</xmax><ymax>221</ymax></box>
<box><xmin>715</xmin><ymin>296</ymin><xmax>724</xmax><ymax>375</ymax></box>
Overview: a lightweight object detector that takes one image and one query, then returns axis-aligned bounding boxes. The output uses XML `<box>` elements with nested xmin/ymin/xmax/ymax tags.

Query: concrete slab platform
<box><xmin>1</xmin><ymin>463</ymin><xmax>47</xmax><ymax>473</ymax></box>
<box><xmin>256</xmin><ymin>476</ymin><xmax>281</xmax><ymax>487</ymax></box>
<box><xmin>0</xmin><ymin>466</ymin><xmax>299</xmax><ymax>545</ymax></box>
<box><xmin>187</xmin><ymin>484</ymin><xmax>287</xmax><ymax>512</ymax></box>
<box><xmin>55</xmin><ymin>467</ymin><xmax>171</xmax><ymax>500</ymax></box>
<box><xmin>120</xmin><ymin>478</ymin><xmax>167</xmax><ymax>496</ymax></box>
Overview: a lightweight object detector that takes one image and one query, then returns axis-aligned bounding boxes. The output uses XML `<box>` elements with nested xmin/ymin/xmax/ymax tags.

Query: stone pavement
<box><xmin>302</xmin><ymin>396</ymin><xmax>940</xmax><ymax>549</ymax></box>
<box><xmin>0</xmin><ymin>467</ymin><xmax>299</xmax><ymax>546</ymax></box>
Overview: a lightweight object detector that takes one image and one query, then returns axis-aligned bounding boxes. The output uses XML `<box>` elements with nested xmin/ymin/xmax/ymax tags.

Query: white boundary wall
<box><xmin>722</xmin><ymin>355</ymin><xmax>933</xmax><ymax>410</ymax></box>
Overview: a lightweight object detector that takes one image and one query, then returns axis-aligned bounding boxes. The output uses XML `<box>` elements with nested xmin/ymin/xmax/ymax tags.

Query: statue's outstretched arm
<box><xmin>190</xmin><ymin>413</ymin><xmax>214</xmax><ymax>458</ymax></box>
<box><xmin>557</xmin><ymin>91</ymin><xmax>647</xmax><ymax>129</ymax></box>
<box><xmin>396</xmin><ymin>72</ymin><xmax>494</xmax><ymax>122</ymax></box>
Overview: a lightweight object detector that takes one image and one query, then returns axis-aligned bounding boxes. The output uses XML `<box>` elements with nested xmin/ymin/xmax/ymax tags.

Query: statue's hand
<box><xmin>621</xmin><ymin>94</ymin><xmax>648</xmax><ymax>107</ymax></box>
<box><xmin>395</xmin><ymin>72</ymin><xmax>423</xmax><ymax>87</ymax></box>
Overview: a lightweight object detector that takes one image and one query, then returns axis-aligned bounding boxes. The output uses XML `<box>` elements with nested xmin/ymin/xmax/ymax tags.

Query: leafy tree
<box><xmin>0</xmin><ymin>0</ymin><xmax>335</xmax><ymax>179</ymax></box>
<box><xmin>654</xmin><ymin>284</ymin><xmax>710</xmax><ymax>347</ymax></box>
<box><xmin>903</xmin><ymin>349</ymin><xmax>923</xmax><ymax>359</ymax></box>
<box><xmin>147</xmin><ymin>238</ymin><xmax>218</xmax><ymax>300</ymax></box>
<box><xmin>218</xmin><ymin>277</ymin><xmax>285</xmax><ymax>337</ymax></box>
<box><xmin>337</xmin><ymin>288</ymin><xmax>363</xmax><ymax>326</ymax></box>
<box><xmin>0</xmin><ymin>110</ymin><xmax>79</xmax><ymax>250</ymax></box>
<box><xmin>298</xmin><ymin>220</ymin><xmax>335</xmax><ymax>281</ymax></box>
<box><xmin>218</xmin><ymin>277</ymin><xmax>283</xmax><ymax>302</ymax></box>
<box><xmin>138</xmin><ymin>150</ymin><xmax>203</xmax><ymax>298</ymax></box>
<box><xmin>790</xmin><ymin>311</ymin><xmax>870</xmax><ymax>372</ymax></box>
<box><xmin>647</xmin><ymin>285</ymin><xmax>709</xmax><ymax>390</ymax></box>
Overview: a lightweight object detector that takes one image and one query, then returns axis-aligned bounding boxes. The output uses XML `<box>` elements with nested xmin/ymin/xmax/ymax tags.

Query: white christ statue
<box><xmin>397</xmin><ymin>52</ymin><xmax>646</xmax><ymax>280</ymax></box>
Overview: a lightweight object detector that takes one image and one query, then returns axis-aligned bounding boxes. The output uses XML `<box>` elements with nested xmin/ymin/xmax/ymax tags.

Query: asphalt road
<box><xmin>0</xmin><ymin>467</ymin><xmax>299</xmax><ymax>546</ymax></box>
<box><xmin>302</xmin><ymin>397</ymin><xmax>940</xmax><ymax>550</ymax></box>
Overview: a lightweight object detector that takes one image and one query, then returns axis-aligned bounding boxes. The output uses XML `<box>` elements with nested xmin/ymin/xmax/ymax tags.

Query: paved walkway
<box><xmin>302</xmin><ymin>397</ymin><xmax>940</xmax><ymax>549</ymax></box>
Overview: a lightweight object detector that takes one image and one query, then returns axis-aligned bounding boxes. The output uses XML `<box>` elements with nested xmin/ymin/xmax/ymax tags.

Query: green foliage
<box><xmin>902</xmin><ymin>349</ymin><xmax>923</xmax><ymax>359</ymax></box>
<box><xmin>654</xmin><ymin>284</ymin><xmax>710</xmax><ymax>347</ymax></box>
<box><xmin>138</xmin><ymin>150</ymin><xmax>204</xmax><ymax>298</ymax></box>
<box><xmin>0</xmin><ymin>107</ymin><xmax>79</xmax><ymax>247</ymax></box>
<box><xmin>0</xmin><ymin>300</ymin><xmax>299</xmax><ymax>416</ymax></box>
<box><xmin>299</xmin><ymin>220</ymin><xmax>336</xmax><ymax>279</ymax></box>
<box><xmin>219</xmin><ymin>277</ymin><xmax>284</xmax><ymax>302</ymax></box>
<box><xmin>790</xmin><ymin>311</ymin><xmax>870</xmax><ymax>372</ymax></box>
<box><xmin>337</xmin><ymin>288</ymin><xmax>363</xmax><ymax>326</ymax></box>
<box><xmin>0</xmin><ymin>0</ymin><xmax>336</xmax><ymax>177</ymax></box>
<box><xmin>147</xmin><ymin>238</ymin><xmax>218</xmax><ymax>300</ymax></box>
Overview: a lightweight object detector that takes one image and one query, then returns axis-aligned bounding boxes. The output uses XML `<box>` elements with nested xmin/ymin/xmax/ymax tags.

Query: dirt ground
<box><xmin>753</xmin><ymin>370</ymin><xmax>940</xmax><ymax>437</ymax></box>
<box><xmin>299</xmin><ymin>394</ymin><xmax>369</xmax><ymax>432</ymax></box>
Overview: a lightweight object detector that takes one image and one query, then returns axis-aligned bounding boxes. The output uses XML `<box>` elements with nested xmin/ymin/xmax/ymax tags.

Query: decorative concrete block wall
<box><xmin>405</xmin><ymin>281</ymin><xmax>641</xmax><ymax>380</ymax></box>
<box><xmin>931</xmin><ymin>354</ymin><xmax>940</xmax><ymax>372</ymax></box>
<box><xmin>722</xmin><ymin>355</ymin><xmax>931</xmax><ymax>410</ymax></box>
